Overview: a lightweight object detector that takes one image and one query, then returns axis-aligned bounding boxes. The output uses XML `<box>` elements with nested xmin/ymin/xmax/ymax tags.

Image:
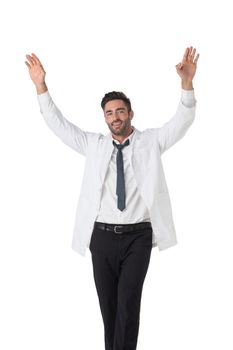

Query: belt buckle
<box><xmin>114</xmin><ymin>225</ymin><xmax>123</xmax><ymax>234</ymax></box>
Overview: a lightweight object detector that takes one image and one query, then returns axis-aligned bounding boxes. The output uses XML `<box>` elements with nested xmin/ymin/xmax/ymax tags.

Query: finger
<box><xmin>187</xmin><ymin>46</ymin><xmax>193</xmax><ymax>61</ymax></box>
<box><xmin>182</xmin><ymin>47</ymin><xmax>189</xmax><ymax>62</ymax></box>
<box><xmin>25</xmin><ymin>61</ymin><xmax>31</xmax><ymax>68</ymax></box>
<box><xmin>176</xmin><ymin>62</ymin><xmax>182</xmax><ymax>69</ymax></box>
<box><xmin>26</xmin><ymin>54</ymin><xmax>35</xmax><ymax>65</ymax></box>
<box><xmin>31</xmin><ymin>53</ymin><xmax>42</xmax><ymax>66</ymax></box>
<box><xmin>190</xmin><ymin>47</ymin><xmax>196</xmax><ymax>61</ymax></box>
<box><xmin>175</xmin><ymin>63</ymin><xmax>183</xmax><ymax>74</ymax></box>
<box><xmin>194</xmin><ymin>53</ymin><xmax>200</xmax><ymax>64</ymax></box>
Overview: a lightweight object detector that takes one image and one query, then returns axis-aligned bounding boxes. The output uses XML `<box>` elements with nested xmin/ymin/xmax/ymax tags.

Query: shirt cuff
<box><xmin>37</xmin><ymin>90</ymin><xmax>51</xmax><ymax>103</ymax></box>
<box><xmin>37</xmin><ymin>91</ymin><xmax>54</xmax><ymax>113</ymax></box>
<box><xmin>181</xmin><ymin>89</ymin><xmax>196</xmax><ymax>108</ymax></box>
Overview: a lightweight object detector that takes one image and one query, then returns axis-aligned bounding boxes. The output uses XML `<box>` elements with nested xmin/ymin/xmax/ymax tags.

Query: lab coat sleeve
<box><xmin>157</xmin><ymin>89</ymin><xmax>196</xmax><ymax>154</ymax></box>
<box><xmin>37</xmin><ymin>91</ymin><xmax>99</xmax><ymax>156</ymax></box>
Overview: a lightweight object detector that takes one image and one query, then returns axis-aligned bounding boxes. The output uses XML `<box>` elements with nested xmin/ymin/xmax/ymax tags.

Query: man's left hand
<box><xmin>176</xmin><ymin>46</ymin><xmax>200</xmax><ymax>90</ymax></box>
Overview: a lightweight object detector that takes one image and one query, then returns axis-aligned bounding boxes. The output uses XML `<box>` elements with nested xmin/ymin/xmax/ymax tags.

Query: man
<box><xmin>25</xmin><ymin>46</ymin><xmax>199</xmax><ymax>350</ymax></box>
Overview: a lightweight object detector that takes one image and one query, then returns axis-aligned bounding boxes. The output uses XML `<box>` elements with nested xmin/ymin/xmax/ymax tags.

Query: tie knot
<box><xmin>113</xmin><ymin>138</ymin><xmax>130</xmax><ymax>150</ymax></box>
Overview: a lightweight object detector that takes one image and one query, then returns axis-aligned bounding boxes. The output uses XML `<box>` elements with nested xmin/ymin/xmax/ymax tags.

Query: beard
<box><xmin>108</xmin><ymin>117</ymin><xmax>132</xmax><ymax>136</ymax></box>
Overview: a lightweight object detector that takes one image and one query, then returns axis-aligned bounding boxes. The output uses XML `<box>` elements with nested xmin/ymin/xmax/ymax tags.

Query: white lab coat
<box><xmin>38</xmin><ymin>91</ymin><xmax>196</xmax><ymax>256</ymax></box>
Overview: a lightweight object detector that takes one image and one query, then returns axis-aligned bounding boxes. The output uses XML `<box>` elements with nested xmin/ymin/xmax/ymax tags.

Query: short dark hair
<box><xmin>101</xmin><ymin>91</ymin><xmax>132</xmax><ymax>113</ymax></box>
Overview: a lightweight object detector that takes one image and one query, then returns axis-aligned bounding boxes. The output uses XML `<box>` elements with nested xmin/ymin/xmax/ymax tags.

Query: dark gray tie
<box><xmin>112</xmin><ymin>139</ymin><xmax>130</xmax><ymax>211</ymax></box>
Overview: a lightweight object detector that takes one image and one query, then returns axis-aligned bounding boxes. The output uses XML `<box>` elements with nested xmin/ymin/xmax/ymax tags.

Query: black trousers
<box><xmin>89</xmin><ymin>221</ymin><xmax>152</xmax><ymax>350</ymax></box>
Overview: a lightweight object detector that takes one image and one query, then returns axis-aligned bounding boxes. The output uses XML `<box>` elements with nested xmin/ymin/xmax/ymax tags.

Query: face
<box><xmin>104</xmin><ymin>99</ymin><xmax>134</xmax><ymax>137</ymax></box>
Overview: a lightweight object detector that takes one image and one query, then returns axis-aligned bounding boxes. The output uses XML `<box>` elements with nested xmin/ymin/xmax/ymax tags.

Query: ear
<box><xmin>130</xmin><ymin>110</ymin><xmax>134</xmax><ymax>120</ymax></box>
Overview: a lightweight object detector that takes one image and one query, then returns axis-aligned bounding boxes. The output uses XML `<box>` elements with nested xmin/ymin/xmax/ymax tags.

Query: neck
<box><xmin>112</xmin><ymin>127</ymin><xmax>134</xmax><ymax>144</ymax></box>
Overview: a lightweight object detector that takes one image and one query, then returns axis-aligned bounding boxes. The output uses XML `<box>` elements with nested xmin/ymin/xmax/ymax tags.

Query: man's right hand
<box><xmin>25</xmin><ymin>53</ymin><xmax>48</xmax><ymax>94</ymax></box>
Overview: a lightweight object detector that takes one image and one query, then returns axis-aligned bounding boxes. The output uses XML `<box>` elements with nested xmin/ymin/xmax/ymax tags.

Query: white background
<box><xmin>1</xmin><ymin>0</ymin><xmax>233</xmax><ymax>349</ymax></box>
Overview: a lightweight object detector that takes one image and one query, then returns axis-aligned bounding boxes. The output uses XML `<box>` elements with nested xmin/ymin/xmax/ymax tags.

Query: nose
<box><xmin>112</xmin><ymin>111</ymin><xmax>120</xmax><ymax>120</ymax></box>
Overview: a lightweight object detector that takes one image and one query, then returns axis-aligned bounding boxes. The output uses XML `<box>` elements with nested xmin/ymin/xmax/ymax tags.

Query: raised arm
<box><xmin>25</xmin><ymin>53</ymin><xmax>98</xmax><ymax>156</ymax></box>
<box><xmin>158</xmin><ymin>46</ymin><xmax>199</xmax><ymax>154</ymax></box>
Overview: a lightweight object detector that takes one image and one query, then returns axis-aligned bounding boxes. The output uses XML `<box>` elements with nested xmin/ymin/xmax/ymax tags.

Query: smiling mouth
<box><xmin>113</xmin><ymin>122</ymin><xmax>122</xmax><ymax>126</ymax></box>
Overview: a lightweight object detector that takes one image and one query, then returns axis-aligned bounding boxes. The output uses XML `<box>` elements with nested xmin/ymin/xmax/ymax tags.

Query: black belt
<box><xmin>94</xmin><ymin>221</ymin><xmax>152</xmax><ymax>234</ymax></box>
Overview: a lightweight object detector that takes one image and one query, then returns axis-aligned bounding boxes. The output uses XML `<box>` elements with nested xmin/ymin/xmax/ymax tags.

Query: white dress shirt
<box><xmin>96</xmin><ymin>126</ymin><xmax>151</xmax><ymax>224</ymax></box>
<box><xmin>96</xmin><ymin>89</ymin><xmax>195</xmax><ymax>225</ymax></box>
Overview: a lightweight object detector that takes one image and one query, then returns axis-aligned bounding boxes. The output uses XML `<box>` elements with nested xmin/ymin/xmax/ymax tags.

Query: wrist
<box><xmin>36</xmin><ymin>82</ymin><xmax>48</xmax><ymax>95</ymax></box>
<box><xmin>181</xmin><ymin>80</ymin><xmax>193</xmax><ymax>90</ymax></box>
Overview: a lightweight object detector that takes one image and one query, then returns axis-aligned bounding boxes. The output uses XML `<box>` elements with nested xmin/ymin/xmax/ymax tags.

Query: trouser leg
<box><xmin>90</xmin><ymin>228</ymin><xmax>119</xmax><ymax>350</ymax></box>
<box><xmin>113</xmin><ymin>229</ymin><xmax>152</xmax><ymax>350</ymax></box>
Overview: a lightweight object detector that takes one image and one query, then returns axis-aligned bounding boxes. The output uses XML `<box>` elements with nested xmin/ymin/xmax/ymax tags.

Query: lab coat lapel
<box><xmin>99</xmin><ymin>133</ymin><xmax>114</xmax><ymax>184</ymax></box>
<box><xmin>128</xmin><ymin>127</ymin><xmax>141</xmax><ymax>163</ymax></box>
